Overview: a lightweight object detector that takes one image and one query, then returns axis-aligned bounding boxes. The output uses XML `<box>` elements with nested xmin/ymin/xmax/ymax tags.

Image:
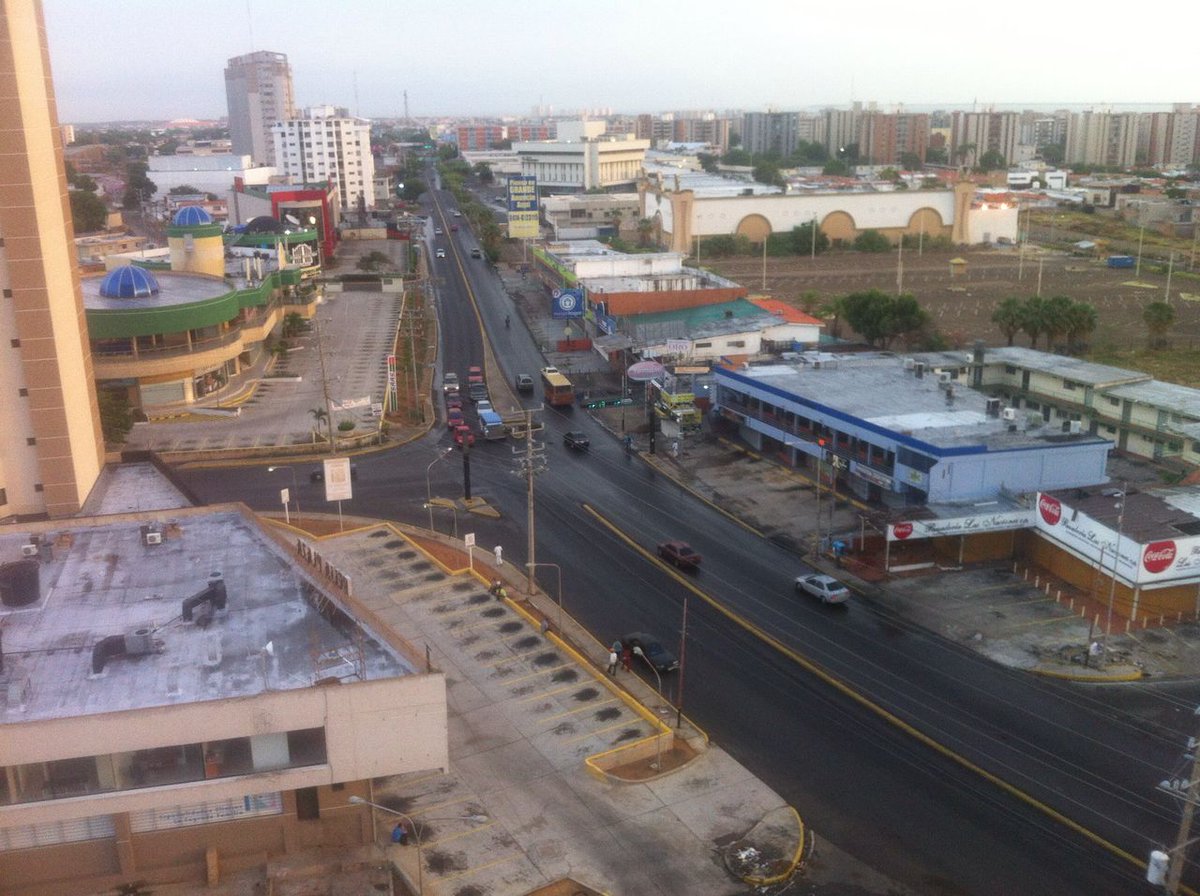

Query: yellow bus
<box><xmin>540</xmin><ymin>366</ymin><xmax>575</xmax><ymax>407</ymax></box>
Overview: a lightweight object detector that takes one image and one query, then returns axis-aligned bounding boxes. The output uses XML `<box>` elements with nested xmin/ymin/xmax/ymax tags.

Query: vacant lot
<box><xmin>704</xmin><ymin>246</ymin><xmax>1200</xmax><ymax>380</ymax></box>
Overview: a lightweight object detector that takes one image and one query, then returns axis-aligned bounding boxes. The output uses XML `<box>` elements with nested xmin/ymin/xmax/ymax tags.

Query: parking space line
<box><xmin>433</xmin><ymin>850</ymin><xmax>526</xmax><ymax>886</ymax></box>
<box><xmin>536</xmin><ymin>697</ymin><xmax>625</xmax><ymax>724</ymax></box>
<box><xmin>564</xmin><ymin>718</ymin><xmax>651</xmax><ymax>746</ymax></box>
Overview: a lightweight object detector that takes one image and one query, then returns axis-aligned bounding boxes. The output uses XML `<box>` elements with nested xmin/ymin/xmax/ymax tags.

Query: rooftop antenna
<box><xmin>354</xmin><ymin>70</ymin><xmax>360</xmax><ymax>118</ymax></box>
<box><xmin>245</xmin><ymin>0</ymin><xmax>254</xmax><ymax>51</ymax></box>
<box><xmin>404</xmin><ymin>90</ymin><xmax>410</xmax><ymax>127</ymax></box>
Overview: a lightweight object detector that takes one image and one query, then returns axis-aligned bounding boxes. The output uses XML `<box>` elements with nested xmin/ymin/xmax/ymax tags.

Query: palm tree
<box><xmin>819</xmin><ymin>296</ymin><xmax>848</xmax><ymax>339</ymax></box>
<box><xmin>1062</xmin><ymin>301</ymin><xmax>1098</xmax><ymax>354</ymax></box>
<box><xmin>309</xmin><ymin>406</ymin><xmax>330</xmax><ymax>443</ymax></box>
<box><xmin>636</xmin><ymin>217</ymin><xmax>655</xmax><ymax>248</ymax></box>
<box><xmin>1143</xmin><ymin>301</ymin><xmax>1176</xmax><ymax>349</ymax></box>
<box><xmin>1042</xmin><ymin>295</ymin><xmax>1074</xmax><ymax>352</ymax></box>
<box><xmin>991</xmin><ymin>296</ymin><xmax>1025</xmax><ymax>346</ymax></box>
<box><xmin>1020</xmin><ymin>296</ymin><xmax>1050</xmax><ymax>349</ymax></box>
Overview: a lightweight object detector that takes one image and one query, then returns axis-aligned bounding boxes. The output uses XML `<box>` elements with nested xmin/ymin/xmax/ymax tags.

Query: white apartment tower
<box><xmin>273</xmin><ymin>106</ymin><xmax>376</xmax><ymax>212</ymax></box>
<box><xmin>224</xmin><ymin>51</ymin><xmax>295</xmax><ymax>167</ymax></box>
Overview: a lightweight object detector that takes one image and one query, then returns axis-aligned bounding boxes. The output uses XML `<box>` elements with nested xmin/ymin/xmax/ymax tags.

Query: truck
<box><xmin>1107</xmin><ymin>255</ymin><xmax>1135</xmax><ymax>269</ymax></box>
<box><xmin>478</xmin><ymin>409</ymin><xmax>507</xmax><ymax>440</ymax></box>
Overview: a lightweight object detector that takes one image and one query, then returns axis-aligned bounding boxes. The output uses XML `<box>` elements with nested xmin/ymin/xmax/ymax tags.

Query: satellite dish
<box><xmin>284</xmin><ymin>214</ymin><xmax>300</xmax><ymax>225</ymax></box>
<box><xmin>627</xmin><ymin>360</ymin><xmax>666</xmax><ymax>382</ymax></box>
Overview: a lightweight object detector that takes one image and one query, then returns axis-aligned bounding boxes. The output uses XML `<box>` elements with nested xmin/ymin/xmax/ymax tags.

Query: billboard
<box><xmin>323</xmin><ymin>457</ymin><xmax>354</xmax><ymax>502</ymax></box>
<box><xmin>551</xmin><ymin>287</ymin><xmax>584</xmax><ymax>319</ymax></box>
<box><xmin>507</xmin><ymin>175</ymin><xmax>539</xmax><ymax>239</ymax></box>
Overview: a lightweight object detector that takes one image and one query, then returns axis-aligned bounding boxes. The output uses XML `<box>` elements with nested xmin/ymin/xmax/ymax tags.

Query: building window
<box><xmin>18</xmin><ymin>388</ymin><xmax>27</xmax><ymax>397</ymax></box>
<box><xmin>1108</xmin><ymin>396</ymin><xmax>1120</xmax><ymax>406</ymax></box>
<box><xmin>726</xmin><ymin>340</ymin><xmax>746</xmax><ymax>348</ymax></box>
<box><xmin>25</xmin><ymin>437</ymin><xmax>35</xmax><ymax>446</ymax></box>
<box><xmin>2</xmin><ymin>289</ymin><xmax>11</xmax><ymax>298</ymax></box>
<box><xmin>295</xmin><ymin>787</ymin><xmax>320</xmax><ymax>821</ymax></box>
<box><xmin>10</xmin><ymin>338</ymin><xmax>18</xmax><ymax>348</ymax></box>
<box><xmin>33</xmin><ymin>483</ymin><xmax>42</xmax><ymax>493</ymax></box>
<box><xmin>1063</xmin><ymin>380</ymin><xmax>1076</xmax><ymax>391</ymax></box>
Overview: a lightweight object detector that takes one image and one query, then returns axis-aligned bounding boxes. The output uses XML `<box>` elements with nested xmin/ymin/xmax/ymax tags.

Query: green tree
<box><xmin>798</xmin><ymin>290</ymin><xmax>821</xmax><ymax>315</ymax></box>
<box><xmin>900</xmin><ymin>152</ymin><xmax>922</xmax><ymax>171</ymax></box>
<box><xmin>791</xmin><ymin>221</ymin><xmax>828</xmax><ymax>256</ymax></box>
<box><xmin>977</xmin><ymin>150</ymin><xmax>1006</xmax><ymax>171</ymax></box>
<box><xmin>697</xmin><ymin>152</ymin><xmax>719</xmax><ymax>173</ymax></box>
<box><xmin>473</xmin><ymin>162</ymin><xmax>494</xmax><ymax>184</ymax></box>
<box><xmin>819</xmin><ymin>295</ymin><xmax>847</xmax><ymax>339</ymax></box>
<box><xmin>722</xmin><ymin>148</ymin><xmax>751</xmax><ymax>166</ymax></box>
<box><xmin>842</xmin><ymin>289</ymin><xmax>928</xmax><ymax>349</ymax></box>
<box><xmin>878</xmin><ymin>167</ymin><xmax>900</xmax><ymax>182</ymax></box>
<box><xmin>97</xmin><ymin>390</ymin><xmax>133</xmax><ymax>444</ymax></box>
<box><xmin>953</xmin><ymin>142</ymin><xmax>977</xmax><ymax>169</ymax></box>
<box><xmin>122</xmin><ymin>161</ymin><xmax>156</xmax><ymax>209</ymax></box>
<box><xmin>752</xmin><ymin>161</ymin><xmax>785</xmax><ymax>188</ymax></box>
<box><xmin>357</xmin><ymin>250</ymin><xmax>392</xmax><ymax>272</ymax></box>
<box><xmin>69</xmin><ymin>189</ymin><xmax>108</xmax><ymax>232</ymax></box>
<box><xmin>1042</xmin><ymin>295</ymin><xmax>1075</xmax><ymax>351</ymax></box>
<box><xmin>169</xmin><ymin>184</ymin><xmax>201</xmax><ymax>195</ymax></box>
<box><xmin>1019</xmin><ymin>296</ymin><xmax>1050</xmax><ymax>349</ymax></box>
<box><xmin>309</xmin><ymin>407</ymin><xmax>331</xmax><ymax>443</ymax></box>
<box><xmin>636</xmin><ymin>217</ymin><xmax>655</xmax><ymax>248</ymax></box>
<box><xmin>853</xmin><ymin>229</ymin><xmax>891</xmax><ymax>253</ymax></box>
<box><xmin>400</xmin><ymin>177</ymin><xmax>426</xmax><ymax>202</ymax></box>
<box><xmin>991</xmin><ymin>297</ymin><xmax>1025</xmax><ymax>346</ymax></box>
<box><xmin>1143</xmin><ymin>301</ymin><xmax>1176</xmax><ymax>348</ymax></box>
<box><xmin>822</xmin><ymin>159</ymin><xmax>850</xmax><ymax>176</ymax></box>
<box><xmin>1062</xmin><ymin>301</ymin><xmax>1097</xmax><ymax>354</ymax></box>
<box><xmin>925</xmin><ymin>146</ymin><xmax>948</xmax><ymax>165</ymax></box>
<box><xmin>1039</xmin><ymin>142</ymin><xmax>1065</xmax><ymax>165</ymax></box>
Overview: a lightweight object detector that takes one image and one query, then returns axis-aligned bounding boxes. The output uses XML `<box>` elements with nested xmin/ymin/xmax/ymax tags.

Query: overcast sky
<box><xmin>43</xmin><ymin>0</ymin><xmax>1193</xmax><ymax>124</ymax></box>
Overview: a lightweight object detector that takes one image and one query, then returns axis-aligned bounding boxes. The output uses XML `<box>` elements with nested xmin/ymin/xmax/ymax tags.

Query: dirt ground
<box><xmin>707</xmin><ymin>246</ymin><xmax>1200</xmax><ymax>356</ymax></box>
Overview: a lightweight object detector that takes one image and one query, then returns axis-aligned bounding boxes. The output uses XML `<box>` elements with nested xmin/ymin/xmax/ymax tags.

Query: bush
<box><xmin>854</xmin><ymin>229</ymin><xmax>892</xmax><ymax>253</ymax></box>
<box><xmin>337</xmin><ymin>420</ymin><xmax>356</xmax><ymax>432</ymax></box>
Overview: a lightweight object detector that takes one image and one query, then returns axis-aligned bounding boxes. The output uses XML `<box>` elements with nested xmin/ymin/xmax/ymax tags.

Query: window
<box><xmin>2</xmin><ymin>289</ymin><xmax>11</xmax><ymax>298</ymax></box>
<box><xmin>295</xmin><ymin>787</ymin><xmax>320</xmax><ymax>820</ymax></box>
<box><xmin>1004</xmin><ymin>365</ymin><xmax>1017</xmax><ymax>374</ymax></box>
<box><xmin>695</xmin><ymin>341</ymin><xmax>712</xmax><ymax>348</ymax></box>
<box><xmin>1108</xmin><ymin>396</ymin><xmax>1120</xmax><ymax>406</ymax></box>
<box><xmin>18</xmin><ymin>388</ymin><xmax>26</xmax><ymax>397</ymax></box>
<box><xmin>1106</xmin><ymin>426</ymin><xmax>1117</xmax><ymax>434</ymax></box>
<box><xmin>1026</xmin><ymin>401</ymin><xmax>1039</xmax><ymax>411</ymax></box>
<box><xmin>25</xmin><ymin>437</ymin><xmax>35</xmax><ymax>446</ymax></box>
<box><xmin>726</xmin><ymin>340</ymin><xmax>746</xmax><ymax>348</ymax></box>
<box><xmin>9</xmin><ymin>338</ymin><xmax>18</xmax><ymax>348</ymax></box>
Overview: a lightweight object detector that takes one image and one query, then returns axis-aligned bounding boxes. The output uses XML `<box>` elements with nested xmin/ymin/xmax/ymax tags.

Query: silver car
<box><xmin>795</xmin><ymin>573</ymin><xmax>850</xmax><ymax>604</ymax></box>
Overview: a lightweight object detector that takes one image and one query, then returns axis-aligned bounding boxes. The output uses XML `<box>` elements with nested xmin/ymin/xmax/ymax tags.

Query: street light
<box><xmin>349</xmin><ymin>796</ymin><xmax>488</xmax><ymax>896</ymax></box>
<box><xmin>630</xmin><ymin>647</ymin><xmax>665</xmax><ymax>771</ymax></box>
<box><xmin>526</xmin><ymin>561</ymin><xmax>562</xmax><ymax>632</ymax></box>
<box><xmin>267</xmin><ymin>465</ymin><xmax>300</xmax><ymax>525</ymax></box>
<box><xmin>423</xmin><ymin>501</ymin><xmax>458</xmax><ymax>539</ymax></box>
<box><xmin>425</xmin><ymin>448</ymin><xmax>454</xmax><ymax>529</ymax></box>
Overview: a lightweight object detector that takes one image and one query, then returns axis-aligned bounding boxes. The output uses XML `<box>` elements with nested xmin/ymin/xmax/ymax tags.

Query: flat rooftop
<box><xmin>0</xmin><ymin>505</ymin><xmax>411</xmax><ymax>724</ymax></box>
<box><xmin>721</xmin><ymin>354</ymin><xmax>1109</xmax><ymax>452</ymax></box>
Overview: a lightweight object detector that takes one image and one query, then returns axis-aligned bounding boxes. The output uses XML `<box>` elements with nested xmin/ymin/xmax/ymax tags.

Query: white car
<box><xmin>795</xmin><ymin>573</ymin><xmax>850</xmax><ymax>604</ymax></box>
<box><xmin>475</xmin><ymin>399</ymin><xmax>493</xmax><ymax>414</ymax></box>
<box><xmin>435</xmin><ymin>248</ymin><xmax>446</xmax><ymax>258</ymax></box>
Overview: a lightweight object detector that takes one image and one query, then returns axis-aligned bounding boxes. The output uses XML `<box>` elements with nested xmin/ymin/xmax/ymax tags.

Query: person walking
<box><xmin>606</xmin><ymin>649</ymin><xmax>619</xmax><ymax>675</ymax></box>
<box><xmin>621</xmin><ymin>645</ymin><xmax>633</xmax><ymax>672</ymax></box>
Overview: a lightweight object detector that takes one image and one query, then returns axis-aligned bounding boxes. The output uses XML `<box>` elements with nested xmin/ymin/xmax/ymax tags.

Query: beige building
<box><xmin>0</xmin><ymin>0</ymin><xmax>105</xmax><ymax>520</ymax></box>
<box><xmin>0</xmin><ymin>501</ymin><xmax>447</xmax><ymax>895</ymax></box>
<box><xmin>225</xmin><ymin>51</ymin><xmax>295</xmax><ymax>168</ymax></box>
<box><xmin>514</xmin><ymin>121</ymin><xmax>649</xmax><ymax>194</ymax></box>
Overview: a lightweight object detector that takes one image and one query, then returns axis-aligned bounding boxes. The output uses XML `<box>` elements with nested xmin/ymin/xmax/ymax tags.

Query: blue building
<box><xmin>714</xmin><ymin>352</ymin><xmax>1111</xmax><ymax>507</ymax></box>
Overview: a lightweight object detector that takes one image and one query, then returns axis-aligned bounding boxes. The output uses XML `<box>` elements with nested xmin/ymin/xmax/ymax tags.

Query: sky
<box><xmin>42</xmin><ymin>0</ymin><xmax>1198</xmax><ymax>124</ymax></box>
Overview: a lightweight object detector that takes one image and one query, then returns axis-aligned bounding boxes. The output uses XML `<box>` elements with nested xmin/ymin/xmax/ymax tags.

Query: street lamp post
<box><xmin>526</xmin><ymin>561</ymin><xmax>563</xmax><ymax>632</ymax></box>
<box><xmin>425</xmin><ymin>448</ymin><xmax>453</xmax><ymax>530</ymax></box>
<box><xmin>349</xmin><ymin>796</ymin><xmax>487</xmax><ymax>896</ymax></box>
<box><xmin>630</xmin><ymin>647</ymin><xmax>665</xmax><ymax>770</ymax></box>
<box><xmin>423</xmin><ymin>502</ymin><xmax>458</xmax><ymax>539</ymax></box>
<box><xmin>267</xmin><ymin>466</ymin><xmax>299</xmax><ymax>525</ymax></box>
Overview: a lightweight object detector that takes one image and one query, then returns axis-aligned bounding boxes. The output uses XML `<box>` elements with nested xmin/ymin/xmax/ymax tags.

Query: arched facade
<box><xmin>820</xmin><ymin>210</ymin><xmax>857</xmax><ymax>244</ymax></box>
<box><xmin>906</xmin><ymin>207</ymin><xmax>945</xmax><ymax>236</ymax></box>
<box><xmin>735</xmin><ymin>213</ymin><xmax>771</xmax><ymax>243</ymax></box>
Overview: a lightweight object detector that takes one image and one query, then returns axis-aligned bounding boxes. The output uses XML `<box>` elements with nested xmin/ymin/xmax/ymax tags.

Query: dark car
<box><xmin>657</xmin><ymin>540</ymin><xmax>701</xmax><ymax>570</ymax></box>
<box><xmin>622</xmin><ymin>632</ymin><xmax>679</xmax><ymax>673</ymax></box>
<box><xmin>563</xmin><ymin>431</ymin><xmax>590</xmax><ymax>451</ymax></box>
<box><xmin>470</xmin><ymin>247</ymin><xmax>482</xmax><ymax>259</ymax></box>
<box><xmin>515</xmin><ymin>373</ymin><xmax>534</xmax><ymax>393</ymax></box>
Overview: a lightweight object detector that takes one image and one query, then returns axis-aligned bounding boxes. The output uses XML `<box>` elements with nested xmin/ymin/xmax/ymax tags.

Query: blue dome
<box><xmin>171</xmin><ymin>206</ymin><xmax>213</xmax><ymax>226</ymax></box>
<box><xmin>99</xmin><ymin>265</ymin><xmax>160</xmax><ymax>299</ymax></box>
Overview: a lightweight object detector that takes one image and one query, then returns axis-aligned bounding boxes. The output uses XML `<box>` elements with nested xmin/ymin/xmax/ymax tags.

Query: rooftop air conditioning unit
<box><xmin>1069</xmin><ymin>420</ymin><xmax>1082</xmax><ymax>434</ymax></box>
<box><xmin>903</xmin><ymin>357</ymin><xmax>915</xmax><ymax>370</ymax></box>
<box><xmin>1002</xmin><ymin>408</ymin><xmax>1017</xmax><ymax>421</ymax></box>
<box><xmin>938</xmin><ymin>371</ymin><xmax>952</xmax><ymax>385</ymax></box>
<box><xmin>20</xmin><ymin>544</ymin><xmax>38</xmax><ymax>558</ymax></box>
<box><xmin>144</xmin><ymin>532</ymin><xmax>163</xmax><ymax>546</ymax></box>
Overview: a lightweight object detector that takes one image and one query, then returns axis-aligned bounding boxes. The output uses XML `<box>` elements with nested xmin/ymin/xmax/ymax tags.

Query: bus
<box><xmin>540</xmin><ymin>366</ymin><xmax>574</xmax><ymax>407</ymax></box>
<box><xmin>478</xmin><ymin>409</ymin><xmax>508</xmax><ymax>440</ymax></box>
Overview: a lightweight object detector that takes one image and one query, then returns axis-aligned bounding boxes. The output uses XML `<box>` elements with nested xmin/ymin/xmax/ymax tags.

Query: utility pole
<box><xmin>315</xmin><ymin>317</ymin><xmax>336</xmax><ymax>450</ymax></box>
<box><xmin>1157</xmin><ymin>709</ymin><xmax>1200</xmax><ymax>893</ymax></box>
<box><xmin>508</xmin><ymin>409</ymin><xmax>546</xmax><ymax>594</ymax></box>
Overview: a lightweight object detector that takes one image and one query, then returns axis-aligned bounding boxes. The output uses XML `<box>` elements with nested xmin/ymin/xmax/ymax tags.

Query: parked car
<box><xmin>443</xmin><ymin>372</ymin><xmax>460</xmax><ymax>393</ymax></box>
<box><xmin>453</xmin><ymin>424</ymin><xmax>475</xmax><ymax>448</ymax></box>
<box><xmin>475</xmin><ymin>399</ymin><xmax>493</xmax><ymax>415</ymax></box>
<box><xmin>435</xmin><ymin>248</ymin><xmax>446</xmax><ymax>258</ymax></box>
<box><xmin>515</xmin><ymin>373</ymin><xmax>534</xmax><ymax>393</ymax></box>
<box><xmin>657</xmin><ymin>540</ymin><xmax>701</xmax><ymax>570</ymax></box>
<box><xmin>621</xmin><ymin>632</ymin><xmax>679</xmax><ymax>673</ymax></box>
<box><xmin>470</xmin><ymin>247</ymin><xmax>482</xmax><ymax>259</ymax></box>
<box><xmin>452</xmin><ymin>211</ymin><xmax>462</xmax><ymax>217</ymax></box>
<box><xmin>434</xmin><ymin>227</ymin><xmax>443</xmax><ymax>235</ymax></box>
<box><xmin>563</xmin><ymin>431</ymin><xmax>590</xmax><ymax>451</ymax></box>
<box><xmin>795</xmin><ymin>573</ymin><xmax>850</xmax><ymax>604</ymax></box>
<box><xmin>467</xmin><ymin>382</ymin><xmax>489</xmax><ymax>402</ymax></box>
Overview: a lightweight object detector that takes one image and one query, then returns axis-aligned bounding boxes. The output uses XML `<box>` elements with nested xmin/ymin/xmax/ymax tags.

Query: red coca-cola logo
<box><xmin>892</xmin><ymin>522</ymin><xmax>913</xmax><ymax>540</ymax></box>
<box><xmin>1038</xmin><ymin>494</ymin><xmax>1062</xmax><ymax>526</ymax></box>
<box><xmin>1143</xmin><ymin>541</ymin><xmax>1177</xmax><ymax>574</ymax></box>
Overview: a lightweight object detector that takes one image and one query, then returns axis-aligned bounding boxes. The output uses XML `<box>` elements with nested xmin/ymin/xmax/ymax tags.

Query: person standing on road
<box><xmin>621</xmin><ymin>645</ymin><xmax>633</xmax><ymax>672</ymax></box>
<box><xmin>607</xmin><ymin>649</ymin><xmax>619</xmax><ymax>675</ymax></box>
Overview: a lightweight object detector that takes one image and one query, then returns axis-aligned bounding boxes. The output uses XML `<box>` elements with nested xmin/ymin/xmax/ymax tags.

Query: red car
<box><xmin>447</xmin><ymin>408</ymin><xmax>465</xmax><ymax>430</ymax></box>
<box><xmin>467</xmin><ymin>365</ymin><xmax>484</xmax><ymax>386</ymax></box>
<box><xmin>453</xmin><ymin>424</ymin><xmax>475</xmax><ymax>447</ymax></box>
<box><xmin>445</xmin><ymin>395</ymin><xmax>463</xmax><ymax>411</ymax></box>
<box><xmin>657</xmin><ymin>540</ymin><xmax>702</xmax><ymax>570</ymax></box>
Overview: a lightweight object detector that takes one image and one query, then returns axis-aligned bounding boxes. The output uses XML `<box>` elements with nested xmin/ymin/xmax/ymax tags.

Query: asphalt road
<box><xmin>175</xmin><ymin>187</ymin><xmax>1198</xmax><ymax>894</ymax></box>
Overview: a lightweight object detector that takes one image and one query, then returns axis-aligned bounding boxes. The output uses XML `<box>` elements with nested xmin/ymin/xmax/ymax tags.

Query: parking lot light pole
<box><xmin>631</xmin><ymin>647</ymin><xmax>665</xmax><ymax>770</ymax></box>
<box><xmin>348</xmin><ymin>796</ymin><xmax>487</xmax><ymax>896</ymax></box>
<box><xmin>425</xmin><ymin>448</ymin><xmax>453</xmax><ymax>529</ymax></box>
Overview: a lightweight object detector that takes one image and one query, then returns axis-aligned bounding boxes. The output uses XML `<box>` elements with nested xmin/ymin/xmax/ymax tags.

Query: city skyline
<box><xmin>42</xmin><ymin>0</ymin><xmax>1197</xmax><ymax>124</ymax></box>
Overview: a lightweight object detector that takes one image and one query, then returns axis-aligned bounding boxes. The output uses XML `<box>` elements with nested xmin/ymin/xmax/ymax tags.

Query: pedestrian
<box><xmin>621</xmin><ymin>645</ymin><xmax>633</xmax><ymax>672</ymax></box>
<box><xmin>606</xmin><ymin>649</ymin><xmax>619</xmax><ymax>675</ymax></box>
<box><xmin>672</xmin><ymin>440</ymin><xmax>679</xmax><ymax>458</ymax></box>
<box><xmin>391</xmin><ymin>821</ymin><xmax>409</xmax><ymax>845</ymax></box>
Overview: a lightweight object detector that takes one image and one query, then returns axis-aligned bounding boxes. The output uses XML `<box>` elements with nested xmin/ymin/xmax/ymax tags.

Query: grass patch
<box><xmin>1086</xmin><ymin>347</ymin><xmax>1200</xmax><ymax>387</ymax></box>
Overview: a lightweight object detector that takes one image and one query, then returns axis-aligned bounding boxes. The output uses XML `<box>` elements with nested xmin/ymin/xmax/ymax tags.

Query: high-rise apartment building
<box><xmin>0</xmin><ymin>0</ymin><xmax>105</xmax><ymax>520</ymax></box>
<box><xmin>1065</xmin><ymin>111</ymin><xmax>1138</xmax><ymax>168</ymax></box>
<box><xmin>273</xmin><ymin>106</ymin><xmax>376</xmax><ymax>212</ymax></box>
<box><xmin>741</xmin><ymin>111</ymin><xmax>802</xmax><ymax>157</ymax></box>
<box><xmin>950</xmin><ymin>111</ymin><xmax>1020</xmax><ymax>168</ymax></box>
<box><xmin>1142</xmin><ymin>109</ymin><xmax>1200</xmax><ymax>168</ymax></box>
<box><xmin>225</xmin><ymin>51</ymin><xmax>296</xmax><ymax>167</ymax></box>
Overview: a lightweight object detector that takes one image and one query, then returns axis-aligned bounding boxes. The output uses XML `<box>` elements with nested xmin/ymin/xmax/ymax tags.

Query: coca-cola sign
<box><xmin>1143</xmin><ymin>541</ymin><xmax>1177</xmax><ymax>574</ymax></box>
<box><xmin>892</xmin><ymin>522</ymin><xmax>913</xmax><ymax>540</ymax></box>
<box><xmin>1038</xmin><ymin>494</ymin><xmax>1062</xmax><ymax>526</ymax></box>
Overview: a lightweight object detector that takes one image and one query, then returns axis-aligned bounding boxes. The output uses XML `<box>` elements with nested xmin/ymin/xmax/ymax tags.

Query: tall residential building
<box><xmin>224</xmin><ymin>51</ymin><xmax>296</xmax><ymax>167</ymax></box>
<box><xmin>950</xmin><ymin>111</ymin><xmax>1020</xmax><ymax>168</ymax></box>
<box><xmin>741</xmin><ymin>111</ymin><xmax>802</xmax><ymax>157</ymax></box>
<box><xmin>1142</xmin><ymin>110</ymin><xmax>1200</xmax><ymax>168</ymax></box>
<box><xmin>1065</xmin><ymin>111</ymin><xmax>1139</xmax><ymax>168</ymax></box>
<box><xmin>273</xmin><ymin>106</ymin><xmax>376</xmax><ymax>211</ymax></box>
<box><xmin>0</xmin><ymin>0</ymin><xmax>105</xmax><ymax>520</ymax></box>
<box><xmin>857</xmin><ymin>112</ymin><xmax>929</xmax><ymax>165</ymax></box>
